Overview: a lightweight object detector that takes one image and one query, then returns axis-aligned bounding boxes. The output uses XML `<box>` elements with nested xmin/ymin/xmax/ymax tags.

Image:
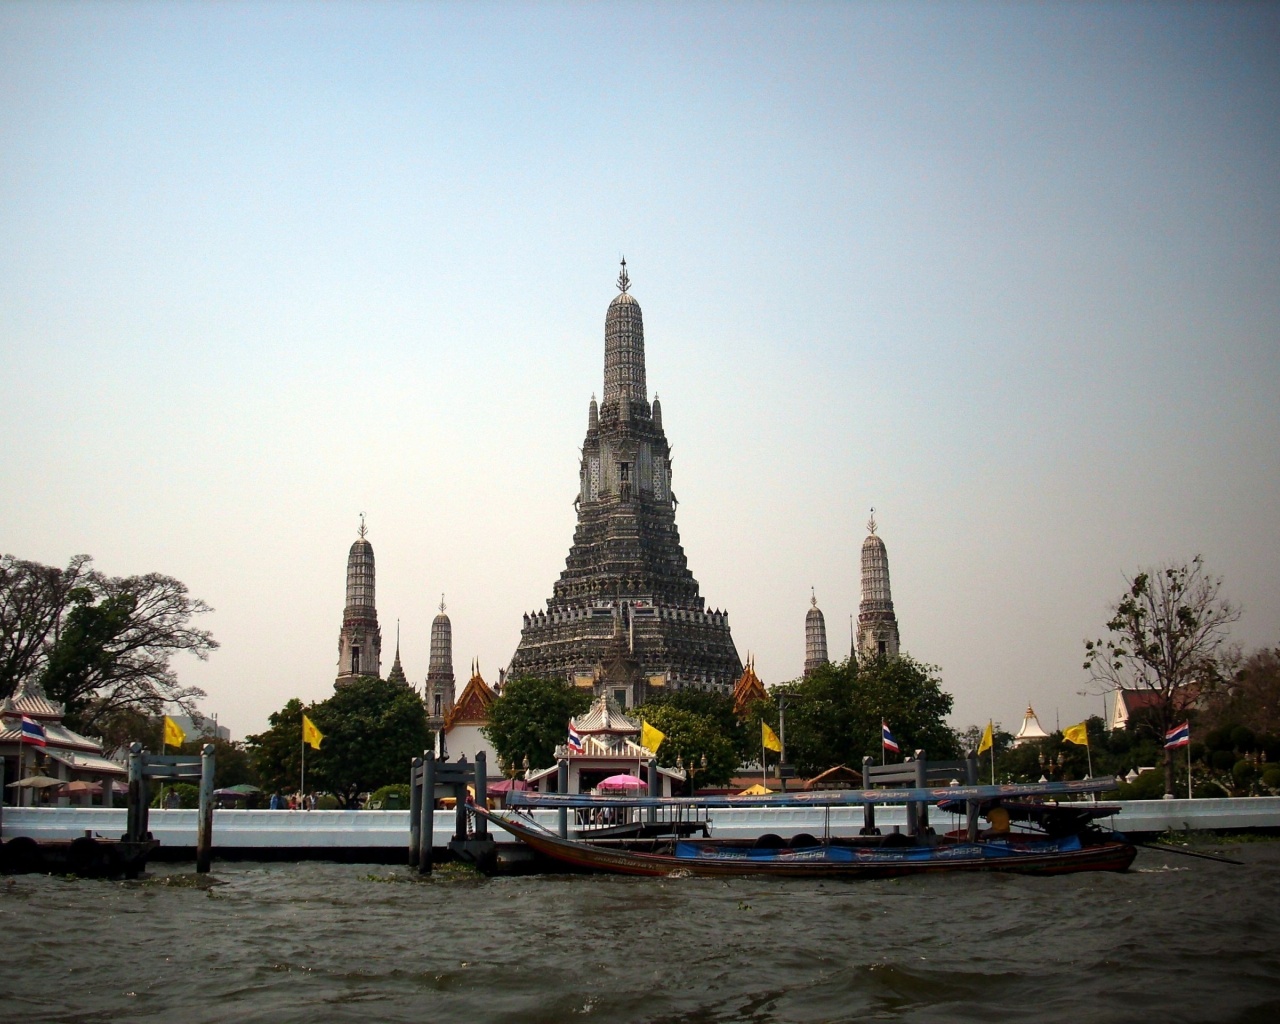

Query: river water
<box><xmin>3</xmin><ymin>843</ymin><xmax>1278</xmax><ymax>1024</ymax></box>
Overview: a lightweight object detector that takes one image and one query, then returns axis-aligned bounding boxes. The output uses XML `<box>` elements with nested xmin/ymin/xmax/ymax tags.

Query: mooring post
<box><xmin>914</xmin><ymin>750</ymin><xmax>928</xmax><ymax>836</ymax></box>
<box><xmin>419</xmin><ymin>750</ymin><xmax>435</xmax><ymax>874</ymax></box>
<box><xmin>647</xmin><ymin>757</ymin><xmax>659</xmax><ymax>823</ymax></box>
<box><xmin>453</xmin><ymin>755</ymin><xmax>470</xmax><ymax>842</ymax></box>
<box><xmin>965</xmin><ymin>750</ymin><xmax>980</xmax><ymax>842</ymax></box>
<box><xmin>196</xmin><ymin>743</ymin><xmax>215</xmax><ymax>872</ymax></box>
<box><xmin>557</xmin><ymin>758</ymin><xmax>569</xmax><ymax>838</ymax></box>
<box><xmin>408</xmin><ymin>755</ymin><xmax>423</xmax><ymax>866</ymax></box>
<box><xmin>126</xmin><ymin>743</ymin><xmax>144</xmax><ymax>844</ymax></box>
<box><xmin>0</xmin><ymin>756</ymin><xmax>5</xmax><ymax>838</ymax></box>
<box><xmin>474</xmin><ymin>751</ymin><xmax>488</xmax><ymax>839</ymax></box>
<box><xmin>861</xmin><ymin>756</ymin><xmax>876</xmax><ymax>835</ymax></box>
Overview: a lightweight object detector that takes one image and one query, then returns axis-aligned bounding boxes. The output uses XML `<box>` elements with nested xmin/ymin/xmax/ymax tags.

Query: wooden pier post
<box><xmin>453</xmin><ymin>755</ymin><xmax>469</xmax><ymax>842</ymax></box>
<box><xmin>647</xmin><ymin>757</ymin><xmax>659</xmax><ymax>823</ymax></box>
<box><xmin>474</xmin><ymin>752</ymin><xmax>488</xmax><ymax>839</ymax></box>
<box><xmin>419</xmin><ymin>751</ymin><xmax>435</xmax><ymax>874</ymax></box>
<box><xmin>126</xmin><ymin>743</ymin><xmax>148</xmax><ymax>844</ymax></box>
<box><xmin>965</xmin><ymin>750</ymin><xmax>980</xmax><ymax>842</ymax></box>
<box><xmin>557</xmin><ymin>758</ymin><xmax>569</xmax><ymax>838</ymax></box>
<box><xmin>196</xmin><ymin>743</ymin><xmax>215</xmax><ymax>873</ymax></box>
<box><xmin>408</xmin><ymin>755</ymin><xmax>423</xmax><ymax>866</ymax></box>
<box><xmin>914</xmin><ymin>750</ymin><xmax>928</xmax><ymax>835</ymax></box>
<box><xmin>861</xmin><ymin>756</ymin><xmax>877</xmax><ymax>835</ymax></box>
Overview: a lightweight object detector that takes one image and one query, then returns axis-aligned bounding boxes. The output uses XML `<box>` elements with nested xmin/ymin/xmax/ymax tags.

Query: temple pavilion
<box><xmin>524</xmin><ymin>694</ymin><xmax>686</xmax><ymax>796</ymax></box>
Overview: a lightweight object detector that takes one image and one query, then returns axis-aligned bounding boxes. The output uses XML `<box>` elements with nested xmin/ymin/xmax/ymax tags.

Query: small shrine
<box><xmin>0</xmin><ymin>678</ymin><xmax>125</xmax><ymax>805</ymax></box>
<box><xmin>440</xmin><ymin>660</ymin><xmax>499</xmax><ymax>774</ymax></box>
<box><xmin>1012</xmin><ymin>705</ymin><xmax>1050</xmax><ymax>746</ymax></box>
<box><xmin>525</xmin><ymin>694</ymin><xmax>686</xmax><ymax>796</ymax></box>
<box><xmin>731</xmin><ymin>655</ymin><xmax>767</xmax><ymax>718</ymax></box>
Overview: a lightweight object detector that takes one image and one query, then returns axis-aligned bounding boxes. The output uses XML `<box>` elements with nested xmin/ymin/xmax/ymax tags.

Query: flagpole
<box><xmin>989</xmin><ymin>721</ymin><xmax>995</xmax><ymax>785</ymax></box>
<box><xmin>1187</xmin><ymin>738</ymin><xmax>1193</xmax><ymax>801</ymax></box>
<box><xmin>1085</xmin><ymin>737</ymin><xmax>1093</xmax><ymax>779</ymax></box>
<box><xmin>301</xmin><ymin>739</ymin><xmax>305</xmax><ymax>802</ymax></box>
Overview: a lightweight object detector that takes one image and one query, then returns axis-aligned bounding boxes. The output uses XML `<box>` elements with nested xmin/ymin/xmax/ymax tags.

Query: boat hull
<box><xmin>483</xmin><ymin>810</ymin><xmax>1137</xmax><ymax>879</ymax></box>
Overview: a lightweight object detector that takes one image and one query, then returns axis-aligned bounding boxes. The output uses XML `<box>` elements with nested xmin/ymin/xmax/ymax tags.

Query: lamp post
<box><xmin>677</xmin><ymin>753</ymin><xmax>708</xmax><ymax>796</ymax></box>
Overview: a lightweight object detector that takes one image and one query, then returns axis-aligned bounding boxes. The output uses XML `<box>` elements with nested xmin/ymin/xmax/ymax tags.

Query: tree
<box><xmin>1</xmin><ymin>554</ymin><xmax>217</xmax><ymax>737</ymax></box>
<box><xmin>246</xmin><ymin>698</ymin><xmax>309</xmax><ymax>796</ymax></box>
<box><xmin>1205</xmin><ymin>647</ymin><xmax>1280</xmax><ymax>737</ymax></box>
<box><xmin>307</xmin><ymin>677</ymin><xmax>431</xmax><ymax>807</ymax></box>
<box><xmin>631</xmin><ymin>702</ymin><xmax>737</xmax><ymax>791</ymax></box>
<box><xmin>483</xmin><ymin>676</ymin><xmax>592</xmax><ymax>772</ymax></box>
<box><xmin>1084</xmin><ymin>556</ymin><xmax>1239</xmax><ymax>796</ymax></box>
<box><xmin>639</xmin><ymin>688</ymin><xmax>752</xmax><ymax>763</ymax></box>
<box><xmin>774</xmin><ymin>655</ymin><xmax>959</xmax><ymax>776</ymax></box>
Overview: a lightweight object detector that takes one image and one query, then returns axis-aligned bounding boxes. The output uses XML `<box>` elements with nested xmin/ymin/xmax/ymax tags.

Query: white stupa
<box><xmin>1012</xmin><ymin>705</ymin><xmax>1050</xmax><ymax>747</ymax></box>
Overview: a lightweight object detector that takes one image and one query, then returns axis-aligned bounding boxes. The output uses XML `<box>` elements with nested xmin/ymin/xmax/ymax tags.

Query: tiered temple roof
<box><xmin>444</xmin><ymin>661</ymin><xmax>496</xmax><ymax>729</ymax></box>
<box><xmin>732</xmin><ymin>655</ymin><xmax>768</xmax><ymax>717</ymax></box>
<box><xmin>509</xmin><ymin>263</ymin><xmax>742</xmax><ymax>699</ymax></box>
<box><xmin>1012</xmin><ymin>705</ymin><xmax>1050</xmax><ymax>746</ymax></box>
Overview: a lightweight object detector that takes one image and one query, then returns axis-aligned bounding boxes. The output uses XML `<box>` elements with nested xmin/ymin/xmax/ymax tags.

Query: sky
<box><xmin>2</xmin><ymin>2</ymin><xmax>1277</xmax><ymax>741</ymax></box>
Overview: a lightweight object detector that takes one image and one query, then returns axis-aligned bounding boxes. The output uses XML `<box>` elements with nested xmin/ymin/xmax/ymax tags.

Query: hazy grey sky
<box><xmin>3</xmin><ymin>2</ymin><xmax>1277</xmax><ymax>740</ymax></box>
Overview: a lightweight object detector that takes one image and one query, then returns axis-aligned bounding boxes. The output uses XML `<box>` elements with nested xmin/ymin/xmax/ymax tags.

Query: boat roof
<box><xmin>505</xmin><ymin>777</ymin><xmax>1117</xmax><ymax>809</ymax></box>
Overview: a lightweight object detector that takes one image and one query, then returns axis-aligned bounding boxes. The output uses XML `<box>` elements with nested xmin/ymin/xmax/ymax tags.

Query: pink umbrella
<box><xmin>488</xmin><ymin>779</ymin><xmax>529</xmax><ymax>793</ymax></box>
<box><xmin>598</xmin><ymin>773</ymin><xmax>646</xmax><ymax>790</ymax></box>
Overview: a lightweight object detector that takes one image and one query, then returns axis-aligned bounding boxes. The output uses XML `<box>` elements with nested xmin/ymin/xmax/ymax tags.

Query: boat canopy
<box><xmin>504</xmin><ymin>777</ymin><xmax>1117</xmax><ymax>810</ymax></box>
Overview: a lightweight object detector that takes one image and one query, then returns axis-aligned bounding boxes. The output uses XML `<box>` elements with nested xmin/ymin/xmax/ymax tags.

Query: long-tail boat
<box><xmin>473</xmin><ymin>779</ymin><xmax>1136</xmax><ymax>878</ymax></box>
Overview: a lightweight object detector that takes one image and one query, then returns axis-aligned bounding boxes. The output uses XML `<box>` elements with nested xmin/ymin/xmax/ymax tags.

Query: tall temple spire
<box><xmin>602</xmin><ymin>259</ymin><xmax>647</xmax><ymax>411</ymax></box>
<box><xmin>425</xmin><ymin>594</ymin><xmax>455</xmax><ymax>725</ymax></box>
<box><xmin>387</xmin><ymin>619</ymin><xmax>408</xmax><ymax>687</ymax></box>
<box><xmin>857</xmin><ymin>509</ymin><xmax>900</xmax><ymax>660</ymax></box>
<box><xmin>510</xmin><ymin>263</ymin><xmax>742</xmax><ymax>702</ymax></box>
<box><xmin>336</xmin><ymin>516</ymin><xmax>382</xmax><ymax>686</ymax></box>
<box><xmin>804</xmin><ymin>588</ymin><xmax>829</xmax><ymax>677</ymax></box>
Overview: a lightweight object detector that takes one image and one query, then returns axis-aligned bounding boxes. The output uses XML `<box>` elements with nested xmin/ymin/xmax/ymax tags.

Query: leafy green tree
<box><xmin>308</xmin><ymin>676</ymin><xmax>432</xmax><ymax>807</ymax></box>
<box><xmin>1</xmin><ymin>553</ymin><xmax>216</xmax><ymax>740</ymax></box>
<box><xmin>174</xmin><ymin>735</ymin><xmax>256</xmax><ymax>790</ymax></box>
<box><xmin>774</xmin><ymin>655</ymin><xmax>959</xmax><ymax>776</ymax></box>
<box><xmin>1084</xmin><ymin>556</ymin><xmax>1239</xmax><ymax>796</ymax></box>
<box><xmin>632</xmin><ymin>702</ymin><xmax>737</xmax><ymax>791</ymax></box>
<box><xmin>483</xmin><ymin>675</ymin><xmax>592</xmax><ymax>771</ymax></box>
<box><xmin>640</xmin><ymin>688</ymin><xmax>752</xmax><ymax>763</ymax></box>
<box><xmin>245</xmin><ymin>698</ymin><xmax>310</xmax><ymax>796</ymax></box>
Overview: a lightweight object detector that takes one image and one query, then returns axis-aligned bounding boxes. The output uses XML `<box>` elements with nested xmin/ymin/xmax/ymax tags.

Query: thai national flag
<box><xmin>1164</xmin><ymin>722</ymin><xmax>1191</xmax><ymax>749</ymax></box>
<box><xmin>882</xmin><ymin>721</ymin><xmax>900</xmax><ymax>754</ymax></box>
<box><xmin>567</xmin><ymin>725</ymin><xmax>584</xmax><ymax>755</ymax></box>
<box><xmin>20</xmin><ymin>716</ymin><xmax>46</xmax><ymax>747</ymax></box>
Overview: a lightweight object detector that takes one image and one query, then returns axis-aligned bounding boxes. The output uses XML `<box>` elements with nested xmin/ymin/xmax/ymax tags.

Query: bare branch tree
<box><xmin>1084</xmin><ymin>555</ymin><xmax>1239</xmax><ymax>795</ymax></box>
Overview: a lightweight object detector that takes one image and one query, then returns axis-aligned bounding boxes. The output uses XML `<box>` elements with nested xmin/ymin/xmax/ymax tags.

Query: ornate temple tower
<box><xmin>509</xmin><ymin>261</ymin><xmax>743</xmax><ymax>703</ymax></box>
<box><xmin>857</xmin><ymin>511</ymin><xmax>900</xmax><ymax>660</ymax></box>
<box><xmin>386</xmin><ymin>622</ymin><xmax>409</xmax><ymax>687</ymax></box>
<box><xmin>335</xmin><ymin>517</ymin><xmax>382</xmax><ymax>687</ymax></box>
<box><xmin>804</xmin><ymin>590</ymin><xmax>829</xmax><ymax>676</ymax></box>
<box><xmin>425</xmin><ymin>596</ymin><xmax>456</xmax><ymax>727</ymax></box>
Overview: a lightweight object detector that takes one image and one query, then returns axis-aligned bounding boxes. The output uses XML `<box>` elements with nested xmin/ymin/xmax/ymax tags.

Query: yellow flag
<box><xmin>163</xmin><ymin>716</ymin><xmax>186</xmax><ymax>748</ymax></box>
<box><xmin>1063</xmin><ymin>721</ymin><xmax>1089</xmax><ymax>746</ymax></box>
<box><xmin>761</xmin><ymin>721</ymin><xmax>782</xmax><ymax>753</ymax></box>
<box><xmin>302</xmin><ymin>714</ymin><xmax>324</xmax><ymax>750</ymax></box>
<box><xmin>977</xmin><ymin>720</ymin><xmax>994</xmax><ymax>754</ymax></box>
<box><xmin>640</xmin><ymin>720</ymin><xmax>665</xmax><ymax>754</ymax></box>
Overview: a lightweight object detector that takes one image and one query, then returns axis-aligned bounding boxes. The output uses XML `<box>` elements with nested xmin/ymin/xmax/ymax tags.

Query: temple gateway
<box><xmin>508</xmin><ymin>262</ymin><xmax>743</xmax><ymax>706</ymax></box>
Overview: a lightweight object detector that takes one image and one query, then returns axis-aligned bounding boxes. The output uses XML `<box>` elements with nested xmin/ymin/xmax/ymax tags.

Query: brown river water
<box><xmin>2</xmin><ymin>843</ymin><xmax>1278</xmax><ymax>1024</ymax></box>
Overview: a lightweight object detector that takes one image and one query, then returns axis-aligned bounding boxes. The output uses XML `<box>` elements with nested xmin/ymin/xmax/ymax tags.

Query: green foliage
<box><xmin>483</xmin><ymin>676</ymin><xmax>592</xmax><ymax>771</ymax></box>
<box><xmin>246</xmin><ymin>697</ymin><xmax>308</xmax><ymax>796</ymax></box>
<box><xmin>632</xmin><ymin>702</ymin><xmax>737</xmax><ymax>790</ymax></box>
<box><xmin>774</xmin><ymin>655</ymin><xmax>958</xmax><ymax>776</ymax></box>
<box><xmin>1232</xmin><ymin>759</ymin><xmax>1259</xmax><ymax>789</ymax></box>
<box><xmin>308</xmin><ymin>676</ymin><xmax>432</xmax><ymax>807</ymax></box>
<box><xmin>368</xmin><ymin>783</ymin><xmax>411</xmax><ymax>809</ymax></box>
<box><xmin>1261</xmin><ymin>767</ymin><xmax>1280</xmax><ymax>792</ymax></box>
<box><xmin>641</xmin><ymin>689</ymin><xmax>752</xmax><ymax>762</ymax></box>
<box><xmin>151</xmin><ymin>782</ymin><xmax>199</xmax><ymax>808</ymax></box>
<box><xmin>1114</xmin><ymin>769</ymin><xmax>1167</xmax><ymax>800</ymax></box>
<box><xmin>173</xmin><ymin>735</ymin><xmax>256</xmax><ymax>790</ymax></box>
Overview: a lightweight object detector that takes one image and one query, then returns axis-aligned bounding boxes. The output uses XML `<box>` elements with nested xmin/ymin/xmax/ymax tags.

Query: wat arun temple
<box><xmin>507</xmin><ymin>261</ymin><xmax>744</xmax><ymax>704</ymax></box>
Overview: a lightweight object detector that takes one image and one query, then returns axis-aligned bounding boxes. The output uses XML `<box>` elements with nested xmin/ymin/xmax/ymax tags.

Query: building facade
<box><xmin>335</xmin><ymin>518</ymin><xmax>382</xmax><ymax>687</ymax></box>
<box><xmin>856</xmin><ymin>511</ymin><xmax>901</xmax><ymax>660</ymax></box>
<box><xmin>508</xmin><ymin>262</ymin><xmax>743</xmax><ymax>704</ymax></box>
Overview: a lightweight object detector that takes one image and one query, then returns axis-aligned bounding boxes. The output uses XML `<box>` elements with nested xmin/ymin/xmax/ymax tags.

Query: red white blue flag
<box><xmin>882</xmin><ymin>721</ymin><xmax>900</xmax><ymax>754</ymax></box>
<box><xmin>1164</xmin><ymin>722</ymin><xmax>1190</xmax><ymax>749</ymax></box>
<box><xmin>20</xmin><ymin>716</ymin><xmax>46</xmax><ymax>747</ymax></box>
<box><xmin>567</xmin><ymin>725</ymin><xmax>584</xmax><ymax>755</ymax></box>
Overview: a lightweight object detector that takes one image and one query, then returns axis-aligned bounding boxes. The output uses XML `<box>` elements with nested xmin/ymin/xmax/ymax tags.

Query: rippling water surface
<box><xmin>3</xmin><ymin>843</ymin><xmax>1279</xmax><ymax>1024</ymax></box>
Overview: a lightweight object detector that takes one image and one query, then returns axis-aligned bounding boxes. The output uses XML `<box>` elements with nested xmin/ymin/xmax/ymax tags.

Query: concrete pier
<box><xmin>3</xmin><ymin>797</ymin><xmax>1278</xmax><ymax>862</ymax></box>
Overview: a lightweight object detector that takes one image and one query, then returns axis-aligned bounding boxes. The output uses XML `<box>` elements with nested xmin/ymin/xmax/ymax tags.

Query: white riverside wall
<box><xmin>3</xmin><ymin>797</ymin><xmax>1278</xmax><ymax>850</ymax></box>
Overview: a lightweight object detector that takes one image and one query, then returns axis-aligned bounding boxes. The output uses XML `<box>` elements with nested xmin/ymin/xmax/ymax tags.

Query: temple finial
<box><xmin>439</xmin><ymin>593</ymin><xmax>446</xmax><ymax>614</ymax></box>
<box><xmin>867</xmin><ymin>507</ymin><xmax>877</xmax><ymax>535</ymax></box>
<box><xmin>358</xmin><ymin>512</ymin><xmax>367</xmax><ymax>540</ymax></box>
<box><xmin>616</xmin><ymin>256</ymin><xmax>630</xmax><ymax>294</ymax></box>
<box><xmin>811</xmin><ymin>586</ymin><xmax>817</xmax><ymax>608</ymax></box>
